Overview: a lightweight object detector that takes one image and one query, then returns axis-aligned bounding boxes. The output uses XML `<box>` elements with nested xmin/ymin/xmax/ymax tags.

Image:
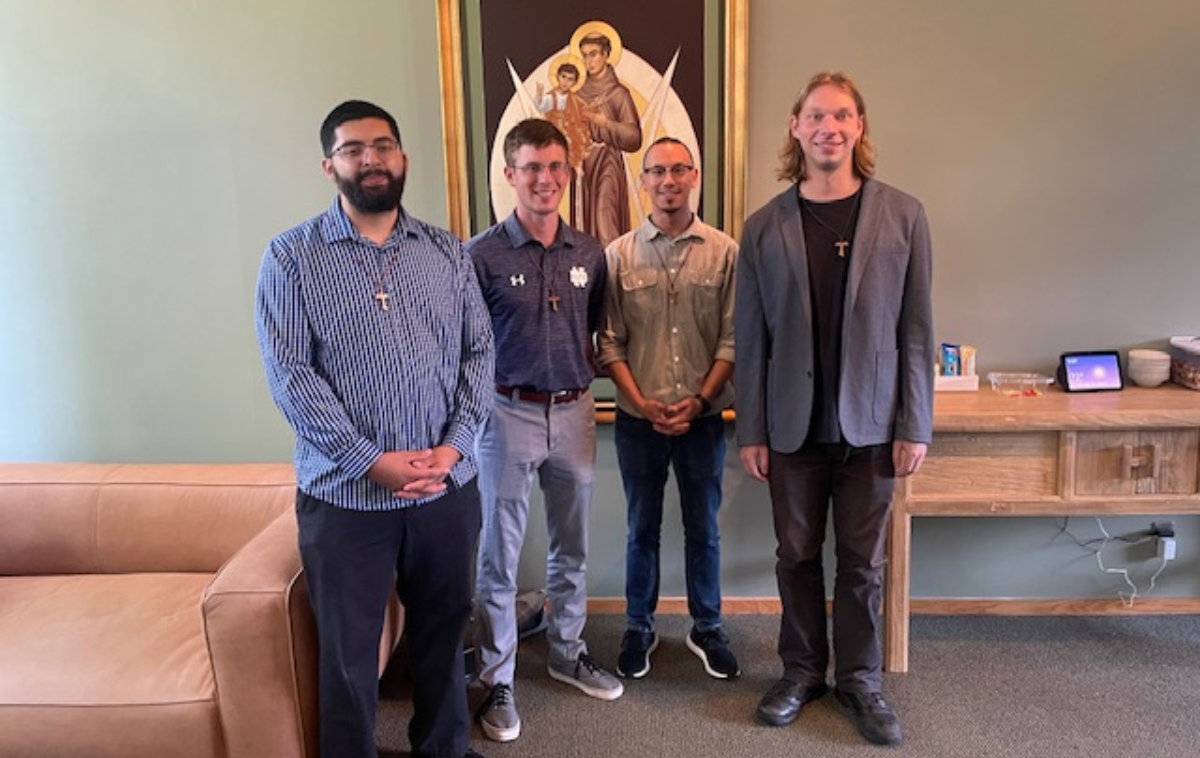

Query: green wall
<box><xmin>1</xmin><ymin>0</ymin><xmax>1197</xmax><ymax>602</ymax></box>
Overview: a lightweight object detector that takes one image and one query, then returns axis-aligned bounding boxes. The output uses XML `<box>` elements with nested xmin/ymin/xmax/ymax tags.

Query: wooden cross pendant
<box><xmin>374</xmin><ymin>290</ymin><xmax>390</xmax><ymax>311</ymax></box>
<box><xmin>834</xmin><ymin>241</ymin><xmax>849</xmax><ymax>258</ymax></box>
<box><xmin>548</xmin><ymin>292</ymin><xmax>561</xmax><ymax>312</ymax></box>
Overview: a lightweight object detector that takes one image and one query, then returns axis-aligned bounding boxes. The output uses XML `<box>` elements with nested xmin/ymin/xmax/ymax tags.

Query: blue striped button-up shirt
<box><xmin>256</xmin><ymin>198</ymin><xmax>494</xmax><ymax>510</ymax></box>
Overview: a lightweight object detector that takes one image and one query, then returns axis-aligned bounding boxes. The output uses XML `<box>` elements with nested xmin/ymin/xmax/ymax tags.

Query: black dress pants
<box><xmin>297</xmin><ymin>480</ymin><xmax>480</xmax><ymax>758</ymax></box>
<box><xmin>767</xmin><ymin>442</ymin><xmax>894</xmax><ymax>692</ymax></box>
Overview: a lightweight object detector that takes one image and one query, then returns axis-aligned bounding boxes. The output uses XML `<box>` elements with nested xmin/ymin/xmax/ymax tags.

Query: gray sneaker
<box><xmin>547</xmin><ymin>652</ymin><xmax>624</xmax><ymax>700</ymax></box>
<box><xmin>475</xmin><ymin>683</ymin><xmax>520</xmax><ymax>742</ymax></box>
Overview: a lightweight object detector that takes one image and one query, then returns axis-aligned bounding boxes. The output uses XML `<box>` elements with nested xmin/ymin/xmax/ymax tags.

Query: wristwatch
<box><xmin>694</xmin><ymin>393</ymin><xmax>712</xmax><ymax>414</ymax></box>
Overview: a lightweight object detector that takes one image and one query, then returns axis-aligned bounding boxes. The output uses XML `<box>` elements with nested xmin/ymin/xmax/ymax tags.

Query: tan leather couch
<box><xmin>0</xmin><ymin>463</ymin><xmax>403</xmax><ymax>758</ymax></box>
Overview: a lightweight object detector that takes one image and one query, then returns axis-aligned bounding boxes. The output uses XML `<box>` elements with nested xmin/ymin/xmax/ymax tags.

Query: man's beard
<box><xmin>337</xmin><ymin>168</ymin><xmax>405</xmax><ymax>214</ymax></box>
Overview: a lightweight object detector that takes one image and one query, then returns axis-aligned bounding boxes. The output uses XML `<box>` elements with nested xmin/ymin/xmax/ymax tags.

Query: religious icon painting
<box><xmin>438</xmin><ymin>0</ymin><xmax>748</xmax><ymax>243</ymax></box>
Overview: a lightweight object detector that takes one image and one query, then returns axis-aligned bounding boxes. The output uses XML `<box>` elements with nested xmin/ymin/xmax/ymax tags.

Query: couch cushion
<box><xmin>0</xmin><ymin>574</ymin><xmax>215</xmax><ymax>703</ymax></box>
<box><xmin>0</xmin><ymin>574</ymin><xmax>223</xmax><ymax>758</ymax></box>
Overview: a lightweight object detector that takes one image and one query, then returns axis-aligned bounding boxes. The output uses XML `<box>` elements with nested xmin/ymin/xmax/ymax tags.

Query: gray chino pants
<box><xmin>475</xmin><ymin>390</ymin><xmax>596</xmax><ymax>687</ymax></box>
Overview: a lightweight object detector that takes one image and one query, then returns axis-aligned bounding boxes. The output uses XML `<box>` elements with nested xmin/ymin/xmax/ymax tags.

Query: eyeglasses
<box><xmin>331</xmin><ymin>139</ymin><xmax>401</xmax><ymax>161</ymax></box>
<box><xmin>512</xmin><ymin>161</ymin><xmax>570</xmax><ymax>177</ymax></box>
<box><xmin>643</xmin><ymin>164</ymin><xmax>695</xmax><ymax>180</ymax></box>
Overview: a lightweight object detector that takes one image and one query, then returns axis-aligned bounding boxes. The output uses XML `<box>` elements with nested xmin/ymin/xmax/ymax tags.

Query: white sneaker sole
<box><xmin>480</xmin><ymin>717</ymin><xmax>521</xmax><ymax>742</ymax></box>
<box><xmin>686</xmin><ymin>634</ymin><xmax>739</xmax><ymax>680</ymax></box>
<box><xmin>547</xmin><ymin>664</ymin><xmax>625</xmax><ymax>700</ymax></box>
<box><xmin>617</xmin><ymin>633</ymin><xmax>660</xmax><ymax>679</ymax></box>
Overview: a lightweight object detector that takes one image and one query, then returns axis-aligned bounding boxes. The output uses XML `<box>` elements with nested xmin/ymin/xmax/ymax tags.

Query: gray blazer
<box><xmin>734</xmin><ymin>179</ymin><xmax>934</xmax><ymax>453</ymax></box>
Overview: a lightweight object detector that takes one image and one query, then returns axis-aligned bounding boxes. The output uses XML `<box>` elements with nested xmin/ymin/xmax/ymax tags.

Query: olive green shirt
<box><xmin>597</xmin><ymin>215</ymin><xmax>737</xmax><ymax>418</ymax></box>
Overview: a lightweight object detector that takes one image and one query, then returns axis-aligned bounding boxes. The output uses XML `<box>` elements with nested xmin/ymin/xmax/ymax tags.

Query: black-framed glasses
<box><xmin>643</xmin><ymin>164</ymin><xmax>695</xmax><ymax>180</ymax></box>
<box><xmin>512</xmin><ymin>161</ymin><xmax>570</xmax><ymax>177</ymax></box>
<box><xmin>331</xmin><ymin>139</ymin><xmax>400</xmax><ymax>161</ymax></box>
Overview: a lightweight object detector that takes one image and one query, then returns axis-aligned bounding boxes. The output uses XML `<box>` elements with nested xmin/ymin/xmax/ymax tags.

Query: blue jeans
<box><xmin>615</xmin><ymin>409</ymin><xmax>726</xmax><ymax>633</ymax></box>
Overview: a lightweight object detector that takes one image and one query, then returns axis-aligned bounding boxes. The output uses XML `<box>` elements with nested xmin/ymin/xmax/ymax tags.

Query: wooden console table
<box><xmin>885</xmin><ymin>385</ymin><xmax>1200</xmax><ymax>672</ymax></box>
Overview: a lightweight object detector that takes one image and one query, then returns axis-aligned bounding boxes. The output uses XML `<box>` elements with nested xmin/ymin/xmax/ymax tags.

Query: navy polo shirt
<box><xmin>467</xmin><ymin>213</ymin><xmax>607</xmax><ymax>392</ymax></box>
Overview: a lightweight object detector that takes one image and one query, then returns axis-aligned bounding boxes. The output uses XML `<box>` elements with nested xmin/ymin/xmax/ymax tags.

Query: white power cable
<box><xmin>1093</xmin><ymin>517</ymin><xmax>1139</xmax><ymax>606</ymax></box>
<box><xmin>1092</xmin><ymin>517</ymin><xmax>1167</xmax><ymax>607</ymax></box>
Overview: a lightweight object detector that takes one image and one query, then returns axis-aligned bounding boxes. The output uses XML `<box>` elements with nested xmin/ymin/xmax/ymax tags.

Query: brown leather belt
<box><xmin>495</xmin><ymin>384</ymin><xmax>586</xmax><ymax>405</ymax></box>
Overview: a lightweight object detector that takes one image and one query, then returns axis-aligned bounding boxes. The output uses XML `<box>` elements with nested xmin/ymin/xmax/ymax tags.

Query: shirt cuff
<box><xmin>336</xmin><ymin>437</ymin><xmax>384</xmax><ymax>482</ymax></box>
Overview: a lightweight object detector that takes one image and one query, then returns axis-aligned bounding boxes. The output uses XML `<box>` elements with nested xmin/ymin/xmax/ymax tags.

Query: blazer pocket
<box><xmin>872</xmin><ymin>349</ymin><xmax>899</xmax><ymax>425</ymax></box>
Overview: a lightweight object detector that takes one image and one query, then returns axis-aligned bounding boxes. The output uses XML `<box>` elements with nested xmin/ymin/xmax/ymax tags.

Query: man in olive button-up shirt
<box><xmin>597</xmin><ymin>137</ymin><xmax>740</xmax><ymax>683</ymax></box>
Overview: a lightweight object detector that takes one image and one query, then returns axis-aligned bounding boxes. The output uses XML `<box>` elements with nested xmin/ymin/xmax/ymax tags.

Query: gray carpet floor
<box><xmin>377</xmin><ymin>613</ymin><xmax>1200</xmax><ymax>757</ymax></box>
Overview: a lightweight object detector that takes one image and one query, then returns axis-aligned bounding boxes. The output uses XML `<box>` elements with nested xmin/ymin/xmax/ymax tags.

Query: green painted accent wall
<box><xmin>2</xmin><ymin>0</ymin><xmax>1197</xmax><ymax>601</ymax></box>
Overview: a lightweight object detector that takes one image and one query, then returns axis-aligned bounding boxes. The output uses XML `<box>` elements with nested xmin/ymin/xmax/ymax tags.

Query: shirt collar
<box><xmin>502</xmin><ymin>211</ymin><xmax>576</xmax><ymax>250</ymax></box>
<box><xmin>321</xmin><ymin>196</ymin><xmax>417</xmax><ymax>244</ymax></box>
<box><xmin>637</xmin><ymin>213</ymin><xmax>705</xmax><ymax>245</ymax></box>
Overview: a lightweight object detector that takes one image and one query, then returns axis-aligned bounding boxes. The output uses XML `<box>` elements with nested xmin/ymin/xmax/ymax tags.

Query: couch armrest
<box><xmin>202</xmin><ymin>509</ymin><xmax>318</xmax><ymax>758</ymax></box>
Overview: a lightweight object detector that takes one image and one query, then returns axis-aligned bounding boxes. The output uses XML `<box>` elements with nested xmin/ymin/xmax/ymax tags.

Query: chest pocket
<box><xmin>687</xmin><ymin>267</ymin><xmax>724</xmax><ymax>317</ymax></box>
<box><xmin>619</xmin><ymin>268</ymin><xmax>663</xmax><ymax>319</ymax></box>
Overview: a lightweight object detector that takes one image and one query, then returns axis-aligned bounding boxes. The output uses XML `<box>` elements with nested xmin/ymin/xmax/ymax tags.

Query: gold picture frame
<box><xmin>436</xmin><ymin>0</ymin><xmax>748</xmax><ymax>244</ymax></box>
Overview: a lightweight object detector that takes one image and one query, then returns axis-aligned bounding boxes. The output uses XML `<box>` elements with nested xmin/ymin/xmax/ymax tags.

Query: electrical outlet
<box><xmin>1157</xmin><ymin>536</ymin><xmax>1177</xmax><ymax>561</ymax></box>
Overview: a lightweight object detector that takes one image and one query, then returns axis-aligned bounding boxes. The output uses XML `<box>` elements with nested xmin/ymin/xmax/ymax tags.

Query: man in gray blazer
<box><xmin>734</xmin><ymin>71</ymin><xmax>934</xmax><ymax>747</ymax></box>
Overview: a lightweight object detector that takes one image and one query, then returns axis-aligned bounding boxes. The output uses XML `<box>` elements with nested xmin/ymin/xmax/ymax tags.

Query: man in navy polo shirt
<box><xmin>468</xmin><ymin>119</ymin><xmax>621</xmax><ymax>745</ymax></box>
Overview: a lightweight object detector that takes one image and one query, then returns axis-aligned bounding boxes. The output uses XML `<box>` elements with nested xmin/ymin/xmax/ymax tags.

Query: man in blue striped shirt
<box><xmin>256</xmin><ymin>100</ymin><xmax>494</xmax><ymax>758</ymax></box>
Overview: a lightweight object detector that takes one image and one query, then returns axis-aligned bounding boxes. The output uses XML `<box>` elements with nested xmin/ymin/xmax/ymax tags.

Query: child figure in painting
<box><xmin>536</xmin><ymin>61</ymin><xmax>590</xmax><ymax>172</ymax></box>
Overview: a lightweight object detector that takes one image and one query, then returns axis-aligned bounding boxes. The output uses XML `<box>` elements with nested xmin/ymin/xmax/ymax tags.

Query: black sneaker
<box><xmin>685</xmin><ymin>627</ymin><xmax>741</xmax><ymax>679</ymax></box>
<box><xmin>616</xmin><ymin>629</ymin><xmax>659</xmax><ymax>679</ymax></box>
<box><xmin>834</xmin><ymin>688</ymin><xmax>903</xmax><ymax>746</ymax></box>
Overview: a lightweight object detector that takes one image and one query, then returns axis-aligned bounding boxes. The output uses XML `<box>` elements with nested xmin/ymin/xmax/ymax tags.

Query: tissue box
<box><xmin>935</xmin><ymin>374</ymin><xmax>980</xmax><ymax>392</ymax></box>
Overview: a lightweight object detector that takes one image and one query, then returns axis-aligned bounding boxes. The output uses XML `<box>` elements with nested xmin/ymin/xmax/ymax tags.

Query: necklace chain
<box><xmin>652</xmin><ymin>238</ymin><xmax>695</xmax><ymax>306</ymax></box>
<box><xmin>524</xmin><ymin>246</ymin><xmax>563</xmax><ymax>312</ymax></box>
<box><xmin>355</xmin><ymin>247</ymin><xmax>403</xmax><ymax>311</ymax></box>
<box><xmin>800</xmin><ymin>188</ymin><xmax>862</xmax><ymax>258</ymax></box>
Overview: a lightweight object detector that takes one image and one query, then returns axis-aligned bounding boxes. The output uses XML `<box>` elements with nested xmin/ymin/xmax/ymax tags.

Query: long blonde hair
<box><xmin>777</xmin><ymin>71</ymin><xmax>876</xmax><ymax>183</ymax></box>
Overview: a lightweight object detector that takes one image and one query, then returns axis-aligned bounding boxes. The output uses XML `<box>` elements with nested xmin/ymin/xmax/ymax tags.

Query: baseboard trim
<box><xmin>587</xmin><ymin>597</ymin><xmax>1200</xmax><ymax>616</ymax></box>
<box><xmin>587</xmin><ymin>597</ymin><xmax>783</xmax><ymax>615</ymax></box>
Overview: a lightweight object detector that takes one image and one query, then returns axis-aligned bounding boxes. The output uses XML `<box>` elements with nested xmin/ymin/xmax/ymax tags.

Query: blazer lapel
<box><xmin>845</xmin><ymin>179</ymin><xmax>883</xmax><ymax>315</ymax></box>
<box><xmin>777</xmin><ymin>189</ymin><xmax>813</xmax><ymax>327</ymax></box>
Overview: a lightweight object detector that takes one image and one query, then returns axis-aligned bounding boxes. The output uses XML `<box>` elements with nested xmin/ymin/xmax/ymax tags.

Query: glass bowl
<box><xmin>987</xmin><ymin>372</ymin><xmax>1054</xmax><ymax>397</ymax></box>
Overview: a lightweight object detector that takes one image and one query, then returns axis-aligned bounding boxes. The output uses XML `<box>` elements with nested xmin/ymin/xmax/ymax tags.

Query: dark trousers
<box><xmin>767</xmin><ymin>442</ymin><xmax>894</xmax><ymax>692</ymax></box>
<box><xmin>615</xmin><ymin>409</ymin><xmax>726</xmax><ymax>633</ymax></box>
<box><xmin>297</xmin><ymin>481</ymin><xmax>480</xmax><ymax>758</ymax></box>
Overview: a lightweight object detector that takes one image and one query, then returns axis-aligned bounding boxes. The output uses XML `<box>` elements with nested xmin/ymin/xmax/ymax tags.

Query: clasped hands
<box><xmin>368</xmin><ymin>446</ymin><xmax>461</xmax><ymax>500</ymax></box>
<box><xmin>640</xmin><ymin>397</ymin><xmax>702</xmax><ymax>436</ymax></box>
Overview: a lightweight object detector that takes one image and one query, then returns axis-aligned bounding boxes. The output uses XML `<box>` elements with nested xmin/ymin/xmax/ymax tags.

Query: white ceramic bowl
<box><xmin>1129</xmin><ymin>366</ymin><xmax>1171</xmax><ymax>387</ymax></box>
<box><xmin>1129</xmin><ymin>349</ymin><xmax>1171</xmax><ymax>365</ymax></box>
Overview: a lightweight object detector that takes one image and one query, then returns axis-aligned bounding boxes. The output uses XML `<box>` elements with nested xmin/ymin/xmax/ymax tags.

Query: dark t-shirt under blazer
<box><xmin>733</xmin><ymin>179</ymin><xmax>935</xmax><ymax>454</ymax></box>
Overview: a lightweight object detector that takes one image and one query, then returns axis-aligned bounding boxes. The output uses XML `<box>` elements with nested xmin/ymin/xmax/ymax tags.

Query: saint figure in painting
<box><xmin>576</xmin><ymin>31</ymin><xmax>642</xmax><ymax>246</ymax></box>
